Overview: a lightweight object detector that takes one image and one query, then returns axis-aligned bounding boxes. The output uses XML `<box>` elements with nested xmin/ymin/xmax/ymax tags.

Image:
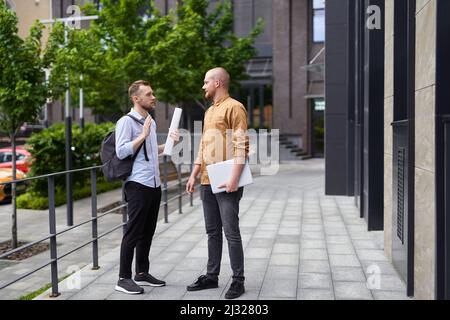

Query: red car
<box><xmin>0</xmin><ymin>146</ymin><xmax>32</xmax><ymax>174</ymax></box>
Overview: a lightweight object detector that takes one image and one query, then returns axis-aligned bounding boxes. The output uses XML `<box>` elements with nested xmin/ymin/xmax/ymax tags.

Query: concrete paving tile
<box><xmin>356</xmin><ymin>249</ymin><xmax>389</xmax><ymax>262</ymax></box>
<box><xmin>376</xmin><ymin>275</ymin><xmax>407</xmax><ymax>291</ymax></box>
<box><xmin>301</xmin><ymin>232</ymin><xmax>325</xmax><ymax>240</ymax></box>
<box><xmin>331</xmin><ymin>267</ymin><xmax>366</xmax><ymax>282</ymax></box>
<box><xmin>360</xmin><ymin>261</ymin><xmax>398</xmax><ymax>276</ymax></box>
<box><xmin>154</xmin><ymin>251</ymin><xmax>188</xmax><ymax>264</ymax></box>
<box><xmin>300</xmin><ymin>249</ymin><xmax>328</xmax><ymax>261</ymax></box>
<box><xmin>165</xmin><ymin>242</ymin><xmax>198</xmax><ymax>252</ymax></box>
<box><xmin>329</xmin><ymin>255</ymin><xmax>361</xmax><ymax>268</ymax></box>
<box><xmin>299</xmin><ymin>273</ymin><xmax>332</xmax><ymax>289</ymax></box>
<box><xmin>372</xmin><ymin>290</ymin><xmax>410</xmax><ymax>300</ymax></box>
<box><xmin>353</xmin><ymin>240</ymin><xmax>381</xmax><ymax>250</ymax></box>
<box><xmin>245</xmin><ymin>247</ymin><xmax>272</xmax><ymax>259</ymax></box>
<box><xmin>334</xmin><ymin>282</ymin><xmax>373</xmax><ymax>300</ymax></box>
<box><xmin>69</xmin><ymin>283</ymin><xmax>115</xmax><ymax>300</ymax></box>
<box><xmin>174</xmin><ymin>258</ymin><xmax>206</xmax><ymax>271</ymax></box>
<box><xmin>259</xmin><ymin>279</ymin><xmax>297</xmax><ymax>299</ymax></box>
<box><xmin>143</xmin><ymin>286</ymin><xmax>187</xmax><ymax>300</ymax></box>
<box><xmin>298</xmin><ymin>288</ymin><xmax>334</xmax><ymax>300</ymax></box>
<box><xmin>302</xmin><ymin>225</ymin><xmax>324</xmax><ymax>232</ymax></box>
<box><xmin>299</xmin><ymin>260</ymin><xmax>331</xmax><ymax>274</ymax></box>
<box><xmin>327</xmin><ymin>244</ymin><xmax>355</xmax><ymax>255</ymax></box>
<box><xmin>272</xmin><ymin>243</ymin><xmax>299</xmax><ymax>254</ymax></box>
<box><xmin>269</xmin><ymin>254</ymin><xmax>299</xmax><ymax>266</ymax></box>
<box><xmin>186</xmin><ymin>247</ymin><xmax>208</xmax><ymax>258</ymax></box>
<box><xmin>247</xmin><ymin>238</ymin><xmax>275</xmax><ymax>248</ymax></box>
<box><xmin>265</xmin><ymin>266</ymin><xmax>298</xmax><ymax>280</ymax></box>
<box><xmin>300</xmin><ymin>239</ymin><xmax>326</xmax><ymax>249</ymax></box>
<box><xmin>245</xmin><ymin>258</ymin><xmax>269</xmax><ymax>272</ymax></box>
<box><xmin>324</xmin><ymin>228</ymin><xmax>349</xmax><ymax>236</ymax></box>
<box><xmin>326</xmin><ymin>235</ymin><xmax>352</xmax><ymax>244</ymax></box>
<box><xmin>278</xmin><ymin>228</ymin><xmax>301</xmax><ymax>236</ymax></box>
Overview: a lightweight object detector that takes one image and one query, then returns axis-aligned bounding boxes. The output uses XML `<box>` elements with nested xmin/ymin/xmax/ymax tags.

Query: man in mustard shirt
<box><xmin>186</xmin><ymin>67</ymin><xmax>249</xmax><ymax>299</ymax></box>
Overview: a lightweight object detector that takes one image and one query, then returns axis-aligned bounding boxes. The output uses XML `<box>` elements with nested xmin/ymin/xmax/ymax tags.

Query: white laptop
<box><xmin>206</xmin><ymin>159</ymin><xmax>253</xmax><ymax>194</ymax></box>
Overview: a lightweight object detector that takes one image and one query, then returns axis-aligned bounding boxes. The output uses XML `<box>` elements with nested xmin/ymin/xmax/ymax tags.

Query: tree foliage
<box><xmin>0</xmin><ymin>2</ymin><xmax>48</xmax><ymax>135</ymax></box>
<box><xmin>47</xmin><ymin>0</ymin><xmax>263</xmax><ymax>116</ymax></box>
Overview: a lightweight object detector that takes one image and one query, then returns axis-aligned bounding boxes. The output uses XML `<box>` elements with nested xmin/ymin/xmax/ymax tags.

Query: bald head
<box><xmin>205</xmin><ymin>67</ymin><xmax>230</xmax><ymax>89</ymax></box>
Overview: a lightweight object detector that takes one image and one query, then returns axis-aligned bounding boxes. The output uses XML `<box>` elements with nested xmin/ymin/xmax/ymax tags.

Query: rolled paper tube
<box><xmin>163</xmin><ymin>107</ymin><xmax>183</xmax><ymax>156</ymax></box>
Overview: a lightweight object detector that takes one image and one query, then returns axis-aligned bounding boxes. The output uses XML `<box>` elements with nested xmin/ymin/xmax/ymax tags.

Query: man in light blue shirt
<box><xmin>114</xmin><ymin>80</ymin><xmax>178</xmax><ymax>295</ymax></box>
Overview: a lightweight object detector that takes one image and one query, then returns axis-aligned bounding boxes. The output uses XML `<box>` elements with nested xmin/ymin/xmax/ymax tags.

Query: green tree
<box><xmin>46</xmin><ymin>0</ymin><xmax>173</xmax><ymax>116</ymax></box>
<box><xmin>50</xmin><ymin>0</ymin><xmax>263</xmax><ymax>116</ymax></box>
<box><xmin>0</xmin><ymin>2</ymin><xmax>49</xmax><ymax>248</ymax></box>
<box><xmin>151</xmin><ymin>0</ymin><xmax>263</xmax><ymax>110</ymax></box>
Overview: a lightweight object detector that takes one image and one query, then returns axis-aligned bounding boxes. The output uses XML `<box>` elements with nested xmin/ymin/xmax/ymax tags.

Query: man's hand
<box><xmin>217</xmin><ymin>178</ymin><xmax>239</xmax><ymax>193</ymax></box>
<box><xmin>140</xmin><ymin>115</ymin><xmax>153</xmax><ymax>139</ymax></box>
<box><xmin>186</xmin><ymin>176</ymin><xmax>197</xmax><ymax>194</ymax></box>
<box><xmin>169</xmin><ymin>129</ymin><xmax>180</xmax><ymax>143</ymax></box>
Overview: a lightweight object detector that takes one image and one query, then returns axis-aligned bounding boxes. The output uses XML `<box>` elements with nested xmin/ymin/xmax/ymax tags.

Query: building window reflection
<box><xmin>312</xmin><ymin>0</ymin><xmax>325</xmax><ymax>43</ymax></box>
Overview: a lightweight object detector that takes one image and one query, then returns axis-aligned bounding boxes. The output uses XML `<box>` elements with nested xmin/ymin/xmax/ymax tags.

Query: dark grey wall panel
<box><xmin>325</xmin><ymin>0</ymin><xmax>353</xmax><ymax>196</ymax></box>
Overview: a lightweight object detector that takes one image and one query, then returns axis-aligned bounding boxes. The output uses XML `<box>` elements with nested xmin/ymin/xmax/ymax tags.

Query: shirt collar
<box><xmin>213</xmin><ymin>95</ymin><xmax>230</xmax><ymax>107</ymax></box>
<box><xmin>130</xmin><ymin>108</ymin><xmax>147</xmax><ymax>121</ymax></box>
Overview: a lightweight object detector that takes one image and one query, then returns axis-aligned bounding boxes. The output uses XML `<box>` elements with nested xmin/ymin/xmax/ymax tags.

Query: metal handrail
<box><xmin>0</xmin><ymin>157</ymin><xmax>198</xmax><ymax>297</ymax></box>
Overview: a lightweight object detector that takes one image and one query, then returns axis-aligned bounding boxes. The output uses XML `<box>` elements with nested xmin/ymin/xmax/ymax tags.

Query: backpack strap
<box><xmin>126</xmin><ymin>114</ymin><xmax>150</xmax><ymax>162</ymax></box>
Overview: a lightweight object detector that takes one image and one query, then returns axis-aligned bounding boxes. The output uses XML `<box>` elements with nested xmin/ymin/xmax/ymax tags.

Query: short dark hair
<box><xmin>128</xmin><ymin>80</ymin><xmax>151</xmax><ymax>99</ymax></box>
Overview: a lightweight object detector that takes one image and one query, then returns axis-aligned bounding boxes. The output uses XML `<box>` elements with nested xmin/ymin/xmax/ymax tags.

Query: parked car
<box><xmin>0</xmin><ymin>146</ymin><xmax>32</xmax><ymax>173</ymax></box>
<box><xmin>0</xmin><ymin>168</ymin><xmax>28</xmax><ymax>203</ymax></box>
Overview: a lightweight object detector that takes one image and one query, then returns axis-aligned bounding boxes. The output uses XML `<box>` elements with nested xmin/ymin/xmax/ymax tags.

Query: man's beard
<box><xmin>204</xmin><ymin>91</ymin><xmax>213</xmax><ymax>101</ymax></box>
<box><xmin>141</xmin><ymin>102</ymin><xmax>155</xmax><ymax>111</ymax></box>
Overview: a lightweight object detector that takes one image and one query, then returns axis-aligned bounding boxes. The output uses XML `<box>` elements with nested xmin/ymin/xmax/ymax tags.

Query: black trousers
<box><xmin>119</xmin><ymin>181</ymin><xmax>161</xmax><ymax>279</ymax></box>
<box><xmin>201</xmin><ymin>185</ymin><xmax>245</xmax><ymax>282</ymax></box>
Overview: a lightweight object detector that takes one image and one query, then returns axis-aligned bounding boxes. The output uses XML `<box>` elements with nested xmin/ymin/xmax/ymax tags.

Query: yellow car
<box><xmin>0</xmin><ymin>168</ymin><xmax>28</xmax><ymax>203</ymax></box>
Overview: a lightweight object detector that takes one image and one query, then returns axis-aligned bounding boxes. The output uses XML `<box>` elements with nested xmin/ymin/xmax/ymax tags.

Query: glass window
<box><xmin>312</xmin><ymin>0</ymin><xmax>325</xmax><ymax>43</ymax></box>
<box><xmin>3</xmin><ymin>153</ymin><xmax>12</xmax><ymax>163</ymax></box>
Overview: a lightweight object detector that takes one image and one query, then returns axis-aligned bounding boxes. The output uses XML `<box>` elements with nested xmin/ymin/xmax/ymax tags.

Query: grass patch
<box><xmin>17</xmin><ymin>272</ymin><xmax>74</xmax><ymax>300</ymax></box>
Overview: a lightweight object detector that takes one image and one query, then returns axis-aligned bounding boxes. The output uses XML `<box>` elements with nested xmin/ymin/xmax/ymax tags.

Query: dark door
<box><xmin>311</xmin><ymin>99</ymin><xmax>325</xmax><ymax>157</ymax></box>
<box><xmin>391</xmin><ymin>0</ymin><xmax>415</xmax><ymax>297</ymax></box>
<box><xmin>361</xmin><ymin>0</ymin><xmax>385</xmax><ymax>231</ymax></box>
<box><xmin>354</xmin><ymin>0</ymin><xmax>365</xmax><ymax>212</ymax></box>
<box><xmin>436</xmin><ymin>0</ymin><xmax>450</xmax><ymax>300</ymax></box>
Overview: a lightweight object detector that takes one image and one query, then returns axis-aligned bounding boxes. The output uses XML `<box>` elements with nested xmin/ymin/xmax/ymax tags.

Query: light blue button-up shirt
<box><xmin>115</xmin><ymin>109</ymin><xmax>161</xmax><ymax>188</ymax></box>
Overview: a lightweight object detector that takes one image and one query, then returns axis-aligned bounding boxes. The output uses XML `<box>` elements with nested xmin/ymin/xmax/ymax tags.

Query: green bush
<box><xmin>16</xmin><ymin>122</ymin><xmax>120</xmax><ymax>210</ymax></box>
<box><xmin>25</xmin><ymin>122</ymin><xmax>115</xmax><ymax>196</ymax></box>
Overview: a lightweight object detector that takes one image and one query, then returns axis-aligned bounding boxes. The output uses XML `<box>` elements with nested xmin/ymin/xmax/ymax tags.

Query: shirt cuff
<box><xmin>194</xmin><ymin>157</ymin><xmax>202</xmax><ymax>166</ymax></box>
<box><xmin>126</xmin><ymin>141</ymin><xmax>134</xmax><ymax>157</ymax></box>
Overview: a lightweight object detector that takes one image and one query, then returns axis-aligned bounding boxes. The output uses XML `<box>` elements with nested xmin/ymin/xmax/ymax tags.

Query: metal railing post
<box><xmin>190</xmin><ymin>163</ymin><xmax>193</xmax><ymax>207</ymax></box>
<box><xmin>48</xmin><ymin>176</ymin><xmax>60</xmax><ymax>297</ymax></box>
<box><xmin>178</xmin><ymin>163</ymin><xmax>182</xmax><ymax>214</ymax></box>
<box><xmin>163</xmin><ymin>155</ymin><xmax>168</xmax><ymax>223</ymax></box>
<box><xmin>190</xmin><ymin>133</ymin><xmax>194</xmax><ymax>207</ymax></box>
<box><xmin>90</xmin><ymin>169</ymin><xmax>99</xmax><ymax>270</ymax></box>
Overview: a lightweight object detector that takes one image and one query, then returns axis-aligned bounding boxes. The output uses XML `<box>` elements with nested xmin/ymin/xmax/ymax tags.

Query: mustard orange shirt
<box><xmin>195</xmin><ymin>95</ymin><xmax>249</xmax><ymax>185</ymax></box>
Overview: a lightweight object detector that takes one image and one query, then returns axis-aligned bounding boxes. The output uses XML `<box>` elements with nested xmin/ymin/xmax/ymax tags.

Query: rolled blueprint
<box><xmin>163</xmin><ymin>107</ymin><xmax>183</xmax><ymax>156</ymax></box>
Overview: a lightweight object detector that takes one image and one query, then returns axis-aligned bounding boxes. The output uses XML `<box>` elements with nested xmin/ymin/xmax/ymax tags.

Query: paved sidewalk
<box><xmin>35</xmin><ymin>160</ymin><xmax>410</xmax><ymax>300</ymax></box>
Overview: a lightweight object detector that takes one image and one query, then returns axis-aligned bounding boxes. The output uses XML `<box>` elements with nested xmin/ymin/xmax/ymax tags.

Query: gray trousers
<box><xmin>200</xmin><ymin>185</ymin><xmax>244</xmax><ymax>283</ymax></box>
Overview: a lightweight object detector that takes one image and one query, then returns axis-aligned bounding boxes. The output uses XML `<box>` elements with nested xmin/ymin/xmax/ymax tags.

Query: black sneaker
<box><xmin>186</xmin><ymin>275</ymin><xmax>219</xmax><ymax>291</ymax></box>
<box><xmin>225</xmin><ymin>281</ymin><xmax>245</xmax><ymax>299</ymax></box>
<box><xmin>115</xmin><ymin>278</ymin><xmax>144</xmax><ymax>295</ymax></box>
<box><xmin>134</xmin><ymin>273</ymin><xmax>166</xmax><ymax>287</ymax></box>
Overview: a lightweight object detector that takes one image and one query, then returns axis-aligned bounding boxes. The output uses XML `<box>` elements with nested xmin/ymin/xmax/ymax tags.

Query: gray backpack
<box><xmin>100</xmin><ymin>114</ymin><xmax>149</xmax><ymax>182</ymax></box>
